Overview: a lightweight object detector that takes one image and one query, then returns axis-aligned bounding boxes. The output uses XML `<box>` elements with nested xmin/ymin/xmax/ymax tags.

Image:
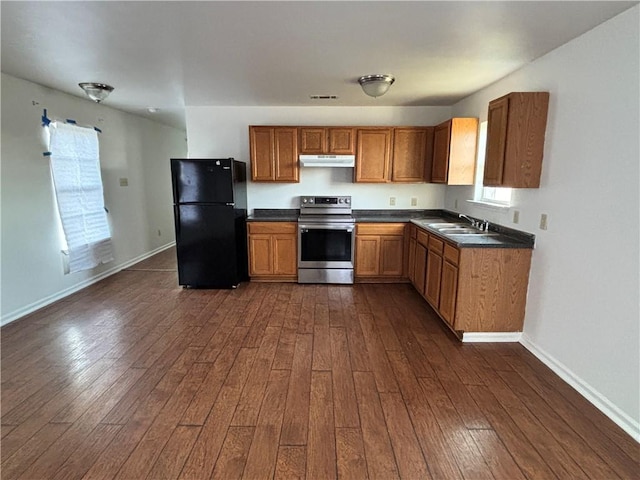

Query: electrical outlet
<box><xmin>540</xmin><ymin>213</ymin><xmax>548</xmax><ymax>230</ymax></box>
<box><xmin>119</xmin><ymin>177</ymin><xmax>129</xmax><ymax>187</ymax></box>
<box><xmin>389</xmin><ymin>196</ymin><xmax>396</xmax><ymax>206</ymax></box>
<box><xmin>513</xmin><ymin>210</ymin><xmax>520</xmax><ymax>224</ymax></box>
<box><xmin>410</xmin><ymin>197</ymin><xmax>418</xmax><ymax>206</ymax></box>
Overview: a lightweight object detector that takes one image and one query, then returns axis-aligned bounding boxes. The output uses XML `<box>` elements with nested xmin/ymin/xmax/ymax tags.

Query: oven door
<box><xmin>298</xmin><ymin>223</ymin><xmax>355</xmax><ymax>269</ymax></box>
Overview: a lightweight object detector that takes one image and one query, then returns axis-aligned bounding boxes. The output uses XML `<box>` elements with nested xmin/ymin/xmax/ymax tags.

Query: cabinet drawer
<box><xmin>248</xmin><ymin>222</ymin><xmax>297</xmax><ymax>235</ymax></box>
<box><xmin>428</xmin><ymin>236</ymin><xmax>444</xmax><ymax>254</ymax></box>
<box><xmin>356</xmin><ymin>223</ymin><xmax>405</xmax><ymax>235</ymax></box>
<box><xmin>417</xmin><ymin>230</ymin><xmax>429</xmax><ymax>248</ymax></box>
<box><xmin>443</xmin><ymin>243</ymin><xmax>459</xmax><ymax>266</ymax></box>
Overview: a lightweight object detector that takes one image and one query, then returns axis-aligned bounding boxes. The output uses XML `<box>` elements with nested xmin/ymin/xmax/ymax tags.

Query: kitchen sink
<box><xmin>427</xmin><ymin>222</ymin><xmax>467</xmax><ymax>228</ymax></box>
<box><xmin>437</xmin><ymin>228</ymin><xmax>499</xmax><ymax>236</ymax></box>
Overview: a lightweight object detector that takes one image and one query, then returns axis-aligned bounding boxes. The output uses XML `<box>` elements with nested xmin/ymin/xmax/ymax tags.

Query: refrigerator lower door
<box><xmin>174</xmin><ymin>204</ymin><xmax>245</xmax><ymax>288</ymax></box>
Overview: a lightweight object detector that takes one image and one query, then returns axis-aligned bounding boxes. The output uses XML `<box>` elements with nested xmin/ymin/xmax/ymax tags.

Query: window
<box><xmin>48</xmin><ymin>122</ymin><xmax>113</xmax><ymax>273</ymax></box>
<box><xmin>473</xmin><ymin>121</ymin><xmax>512</xmax><ymax>206</ymax></box>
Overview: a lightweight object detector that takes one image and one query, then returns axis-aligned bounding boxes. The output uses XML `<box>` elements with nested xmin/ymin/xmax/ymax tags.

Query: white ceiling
<box><xmin>1</xmin><ymin>1</ymin><xmax>636</xmax><ymax>130</ymax></box>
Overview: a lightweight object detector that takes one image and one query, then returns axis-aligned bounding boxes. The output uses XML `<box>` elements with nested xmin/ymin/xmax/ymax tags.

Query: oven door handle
<box><xmin>298</xmin><ymin>224</ymin><xmax>354</xmax><ymax>232</ymax></box>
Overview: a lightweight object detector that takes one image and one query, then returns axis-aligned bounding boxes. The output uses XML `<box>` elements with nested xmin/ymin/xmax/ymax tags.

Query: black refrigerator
<box><xmin>171</xmin><ymin>158</ymin><xmax>248</xmax><ymax>288</ymax></box>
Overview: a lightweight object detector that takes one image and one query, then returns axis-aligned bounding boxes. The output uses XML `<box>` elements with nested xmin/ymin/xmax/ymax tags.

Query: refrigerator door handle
<box><xmin>174</xmin><ymin>206</ymin><xmax>180</xmax><ymax>236</ymax></box>
<box><xmin>226</xmin><ymin>202</ymin><xmax>235</xmax><ymax>206</ymax></box>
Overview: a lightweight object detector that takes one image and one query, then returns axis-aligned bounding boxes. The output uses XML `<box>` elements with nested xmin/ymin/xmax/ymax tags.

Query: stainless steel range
<box><xmin>297</xmin><ymin>195</ymin><xmax>355</xmax><ymax>284</ymax></box>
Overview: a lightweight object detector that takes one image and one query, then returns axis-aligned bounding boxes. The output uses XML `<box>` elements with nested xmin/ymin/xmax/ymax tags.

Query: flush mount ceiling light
<box><xmin>358</xmin><ymin>74</ymin><xmax>395</xmax><ymax>98</ymax></box>
<box><xmin>78</xmin><ymin>83</ymin><xmax>114</xmax><ymax>103</ymax></box>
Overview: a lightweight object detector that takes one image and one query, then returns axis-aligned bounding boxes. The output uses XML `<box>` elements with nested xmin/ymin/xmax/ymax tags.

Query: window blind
<box><xmin>49</xmin><ymin>122</ymin><xmax>113</xmax><ymax>273</ymax></box>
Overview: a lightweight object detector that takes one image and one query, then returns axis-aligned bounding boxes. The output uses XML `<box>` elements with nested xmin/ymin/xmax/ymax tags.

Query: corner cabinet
<box><xmin>299</xmin><ymin>127</ymin><xmax>355</xmax><ymax>155</ymax></box>
<box><xmin>247</xmin><ymin>222</ymin><xmax>297</xmax><ymax>282</ymax></box>
<box><xmin>431</xmin><ymin>118</ymin><xmax>478</xmax><ymax>185</ymax></box>
<box><xmin>249</xmin><ymin>126</ymin><xmax>299</xmax><ymax>182</ymax></box>
<box><xmin>355</xmin><ymin>223</ymin><xmax>406</xmax><ymax>282</ymax></box>
<box><xmin>484</xmin><ymin>92</ymin><xmax>550</xmax><ymax>188</ymax></box>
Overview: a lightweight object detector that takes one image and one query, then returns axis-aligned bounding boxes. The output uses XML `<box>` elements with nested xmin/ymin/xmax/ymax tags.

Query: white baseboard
<box><xmin>520</xmin><ymin>334</ymin><xmax>640</xmax><ymax>443</ymax></box>
<box><xmin>1</xmin><ymin>242</ymin><xmax>175</xmax><ymax>327</ymax></box>
<box><xmin>462</xmin><ymin>332</ymin><xmax>522</xmax><ymax>343</ymax></box>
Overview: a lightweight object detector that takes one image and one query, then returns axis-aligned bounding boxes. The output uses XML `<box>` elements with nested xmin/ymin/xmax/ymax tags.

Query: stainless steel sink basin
<box><xmin>427</xmin><ymin>222</ymin><xmax>467</xmax><ymax>228</ymax></box>
<box><xmin>437</xmin><ymin>228</ymin><xmax>499</xmax><ymax>236</ymax></box>
<box><xmin>437</xmin><ymin>228</ymin><xmax>481</xmax><ymax>234</ymax></box>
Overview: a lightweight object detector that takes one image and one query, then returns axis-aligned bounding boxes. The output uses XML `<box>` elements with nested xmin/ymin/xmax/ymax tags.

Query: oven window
<box><xmin>300</xmin><ymin>229</ymin><xmax>352</xmax><ymax>262</ymax></box>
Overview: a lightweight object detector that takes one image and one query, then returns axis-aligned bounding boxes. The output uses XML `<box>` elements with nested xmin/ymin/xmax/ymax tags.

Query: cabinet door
<box><xmin>391</xmin><ymin>128</ymin><xmax>428</xmax><ymax>182</ymax></box>
<box><xmin>328</xmin><ymin>128</ymin><xmax>355</xmax><ymax>154</ymax></box>
<box><xmin>440</xmin><ymin>261</ymin><xmax>458</xmax><ymax>326</ymax></box>
<box><xmin>407</xmin><ymin>236</ymin><xmax>417</xmax><ymax>285</ymax></box>
<box><xmin>274</xmin><ymin>128</ymin><xmax>299</xmax><ymax>182</ymax></box>
<box><xmin>355</xmin><ymin>129</ymin><xmax>392</xmax><ymax>183</ymax></box>
<box><xmin>431</xmin><ymin>121</ymin><xmax>451</xmax><ymax>183</ymax></box>
<box><xmin>250</xmin><ymin>127</ymin><xmax>275</xmax><ymax>181</ymax></box>
<box><xmin>414</xmin><ymin>243</ymin><xmax>428</xmax><ymax>296</ymax></box>
<box><xmin>273</xmin><ymin>234</ymin><xmax>297</xmax><ymax>275</ymax></box>
<box><xmin>484</xmin><ymin>97</ymin><xmax>509</xmax><ymax>186</ymax></box>
<box><xmin>249</xmin><ymin>235</ymin><xmax>273</xmax><ymax>275</ymax></box>
<box><xmin>380</xmin><ymin>235</ymin><xmax>404</xmax><ymax>276</ymax></box>
<box><xmin>425</xmin><ymin>250</ymin><xmax>443</xmax><ymax>308</ymax></box>
<box><xmin>447</xmin><ymin>118</ymin><xmax>478</xmax><ymax>185</ymax></box>
<box><xmin>300</xmin><ymin>128</ymin><xmax>326</xmax><ymax>154</ymax></box>
<box><xmin>355</xmin><ymin>236</ymin><xmax>380</xmax><ymax>276</ymax></box>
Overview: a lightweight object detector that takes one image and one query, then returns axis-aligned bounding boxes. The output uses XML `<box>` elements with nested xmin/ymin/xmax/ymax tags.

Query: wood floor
<box><xmin>1</xmin><ymin>248</ymin><xmax>638</xmax><ymax>479</ymax></box>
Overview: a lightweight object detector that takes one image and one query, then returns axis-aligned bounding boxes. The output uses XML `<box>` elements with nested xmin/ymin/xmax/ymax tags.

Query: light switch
<box><xmin>389</xmin><ymin>196</ymin><xmax>396</xmax><ymax>206</ymax></box>
<box><xmin>540</xmin><ymin>213</ymin><xmax>548</xmax><ymax>230</ymax></box>
<box><xmin>119</xmin><ymin>177</ymin><xmax>129</xmax><ymax>187</ymax></box>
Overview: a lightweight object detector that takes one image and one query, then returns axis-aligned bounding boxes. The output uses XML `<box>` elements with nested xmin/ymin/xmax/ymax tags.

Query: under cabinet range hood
<box><xmin>299</xmin><ymin>154</ymin><xmax>355</xmax><ymax>168</ymax></box>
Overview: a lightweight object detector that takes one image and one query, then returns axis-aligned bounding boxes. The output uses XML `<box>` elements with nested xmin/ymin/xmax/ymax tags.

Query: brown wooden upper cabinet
<box><xmin>391</xmin><ymin>127</ymin><xmax>434</xmax><ymax>182</ymax></box>
<box><xmin>355</xmin><ymin>128</ymin><xmax>393</xmax><ymax>182</ymax></box>
<box><xmin>355</xmin><ymin>127</ymin><xmax>433</xmax><ymax>183</ymax></box>
<box><xmin>484</xmin><ymin>92</ymin><xmax>550</xmax><ymax>188</ymax></box>
<box><xmin>249</xmin><ymin>126</ymin><xmax>299</xmax><ymax>182</ymax></box>
<box><xmin>431</xmin><ymin>118</ymin><xmax>478</xmax><ymax>185</ymax></box>
<box><xmin>299</xmin><ymin>127</ymin><xmax>355</xmax><ymax>155</ymax></box>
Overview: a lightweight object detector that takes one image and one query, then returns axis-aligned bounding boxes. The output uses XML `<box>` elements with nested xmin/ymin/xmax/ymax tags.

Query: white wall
<box><xmin>185</xmin><ymin>106</ymin><xmax>451</xmax><ymax>211</ymax></box>
<box><xmin>447</xmin><ymin>6</ymin><xmax>639</xmax><ymax>438</ymax></box>
<box><xmin>0</xmin><ymin>73</ymin><xmax>187</xmax><ymax>324</ymax></box>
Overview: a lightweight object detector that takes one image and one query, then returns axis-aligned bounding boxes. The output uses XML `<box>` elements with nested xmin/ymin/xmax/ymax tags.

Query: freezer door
<box><xmin>174</xmin><ymin>204</ymin><xmax>245</xmax><ymax>288</ymax></box>
<box><xmin>171</xmin><ymin>158</ymin><xmax>234</xmax><ymax>204</ymax></box>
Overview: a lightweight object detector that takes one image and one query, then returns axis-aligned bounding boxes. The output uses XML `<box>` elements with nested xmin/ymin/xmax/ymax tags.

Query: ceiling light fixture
<box><xmin>78</xmin><ymin>83</ymin><xmax>114</xmax><ymax>103</ymax></box>
<box><xmin>358</xmin><ymin>74</ymin><xmax>395</xmax><ymax>98</ymax></box>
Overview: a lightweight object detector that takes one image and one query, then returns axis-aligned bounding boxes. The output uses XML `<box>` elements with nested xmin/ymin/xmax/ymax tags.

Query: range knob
<box><xmin>345</xmin><ymin>198</ymin><xmax>350</xmax><ymax>204</ymax></box>
<box><xmin>302</xmin><ymin>198</ymin><xmax>308</xmax><ymax>203</ymax></box>
<box><xmin>338</xmin><ymin>198</ymin><xmax>344</xmax><ymax>203</ymax></box>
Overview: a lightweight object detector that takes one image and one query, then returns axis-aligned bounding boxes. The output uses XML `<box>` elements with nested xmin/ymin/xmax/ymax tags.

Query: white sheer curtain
<box><xmin>49</xmin><ymin>122</ymin><xmax>114</xmax><ymax>273</ymax></box>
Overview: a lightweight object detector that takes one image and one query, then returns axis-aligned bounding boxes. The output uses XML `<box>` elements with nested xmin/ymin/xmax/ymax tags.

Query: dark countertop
<box><xmin>247</xmin><ymin>208</ymin><xmax>534</xmax><ymax>249</ymax></box>
<box><xmin>247</xmin><ymin>209</ymin><xmax>299</xmax><ymax>222</ymax></box>
<box><xmin>410</xmin><ymin>218</ymin><xmax>535</xmax><ymax>249</ymax></box>
<box><xmin>352</xmin><ymin>209</ymin><xmax>443</xmax><ymax>222</ymax></box>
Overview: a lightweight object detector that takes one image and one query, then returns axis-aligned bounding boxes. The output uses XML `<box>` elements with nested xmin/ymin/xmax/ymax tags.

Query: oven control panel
<box><xmin>300</xmin><ymin>196</ymin><xmax>351</xmax><ymax>208</ymax></box>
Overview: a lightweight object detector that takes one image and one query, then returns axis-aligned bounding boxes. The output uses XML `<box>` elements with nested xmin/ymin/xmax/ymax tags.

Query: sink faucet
<box><xmin>458</xmin><ymin>214</ymin><xmax>478</xmax><ymax>227</ymax></box>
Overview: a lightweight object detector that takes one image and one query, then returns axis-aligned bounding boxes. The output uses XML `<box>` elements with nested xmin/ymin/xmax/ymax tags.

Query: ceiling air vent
<box><xmin>309</xmin><ymin>95</ymin><xmax>338</xmax><ymax>100</ymax></box>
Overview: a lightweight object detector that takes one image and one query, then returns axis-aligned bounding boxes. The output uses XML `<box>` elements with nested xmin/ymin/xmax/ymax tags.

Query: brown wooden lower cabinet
<box><xmin>247</xmin><ymin>222</ymin><xmax>297</xmax><ymax>282</ymax></box>
<box><xmin>425</xmin><ymin>249</ymin><xmax>443</xmax><ymax>308</ymax></box>
<box><xmin>409</xmin><ymin>224</ymin><xmax>532</xmax><ymax>334</ymax></box>
<box><xmin>355</xmin><ymin>223</ymin><xmax>406</xmax><ymax>282</ymax></box>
